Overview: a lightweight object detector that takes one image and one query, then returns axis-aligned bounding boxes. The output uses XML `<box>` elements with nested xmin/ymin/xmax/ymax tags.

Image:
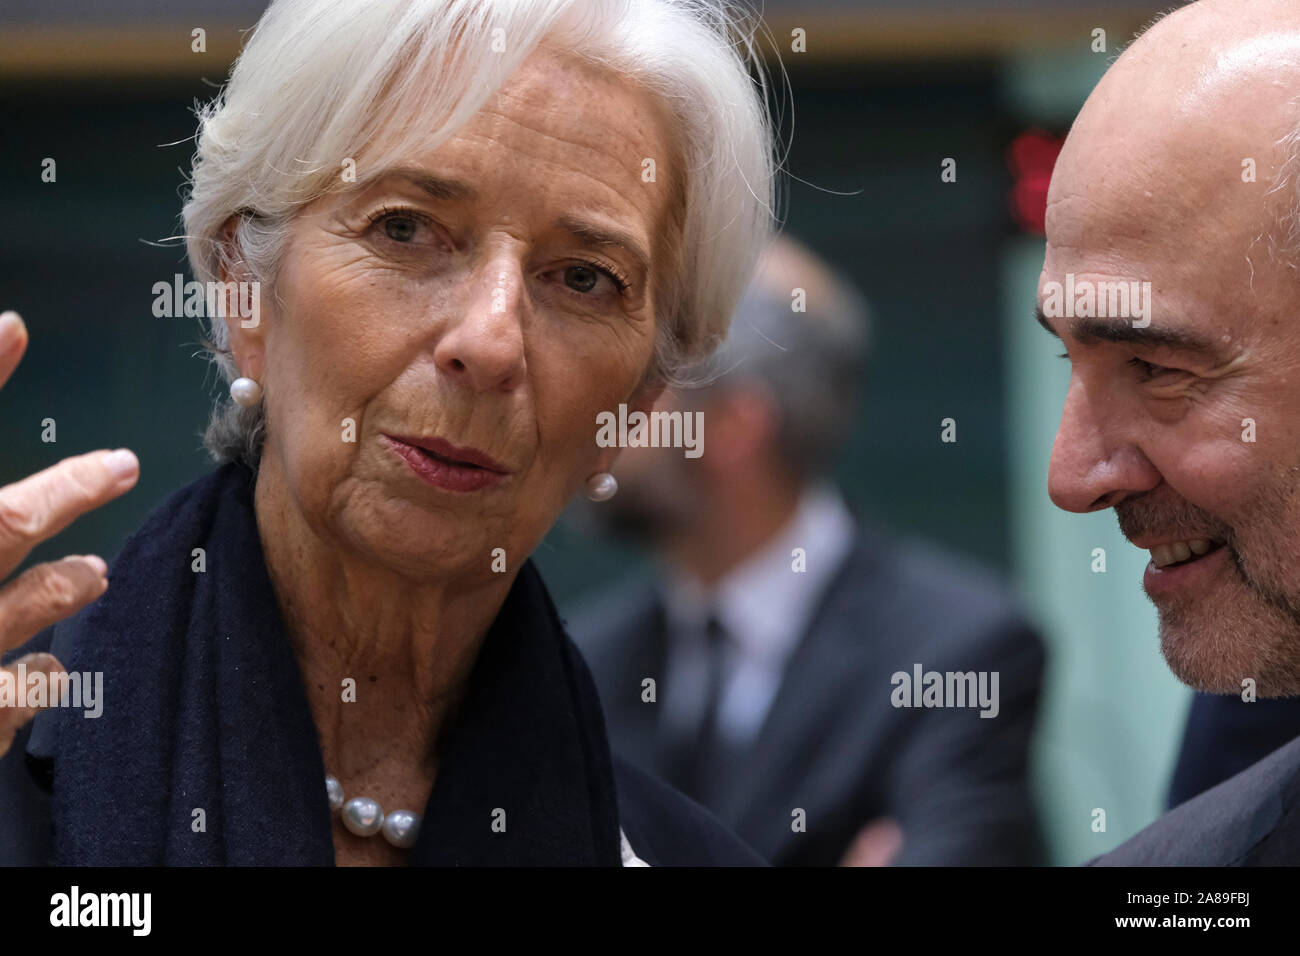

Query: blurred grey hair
<box><xmin>690</xmin><ymin>240</ymin><xmax>870</xmax><ymax>482</ymax></box>
<box><xmin>183</xmin><ymin>0</ymin><xmax>780</xmax><ymax>469</ymax></box>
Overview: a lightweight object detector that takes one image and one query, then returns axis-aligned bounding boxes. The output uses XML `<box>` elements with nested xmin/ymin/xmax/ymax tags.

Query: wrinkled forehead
<box><xmin>355</xmin><ymin>45</ymin><xmax>672</xmax><ymax>183</ymax></box>
<box><xmin>1051</xmin><ymin>110</ymin><xmax>1232</xmax><ymax>259</ymax></box>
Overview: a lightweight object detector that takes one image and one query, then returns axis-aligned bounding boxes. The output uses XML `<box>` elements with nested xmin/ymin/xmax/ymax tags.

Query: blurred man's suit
<box><xmin>567</xmin><ymin>236</ymin><xmax>1046</xmax><ymax>866</ymax></box>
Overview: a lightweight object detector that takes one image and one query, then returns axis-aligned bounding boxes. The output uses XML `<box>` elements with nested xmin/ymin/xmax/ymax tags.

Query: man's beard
<box><xmin>1116</xmin><ymin>489</ymin><xmax>1300</xmax><ymax>696</ymax></box>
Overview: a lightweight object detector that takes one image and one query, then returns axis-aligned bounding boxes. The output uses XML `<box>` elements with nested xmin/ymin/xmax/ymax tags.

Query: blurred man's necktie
<box><xmin>667</xmin><ymin>614</ymin><xmax>733</xmax><ymax>806</ymax></box>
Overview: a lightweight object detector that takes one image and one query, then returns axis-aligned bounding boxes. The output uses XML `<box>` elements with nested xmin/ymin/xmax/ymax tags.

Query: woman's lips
<box><xmin>381</xmin><ymin>434</ymin><xmax>509</xmax><ymax>492</ymax></box>
<box><xmin>394</xmin><ymin>435</ymin><xmax>509</xmax><ymax>473</ymax></box>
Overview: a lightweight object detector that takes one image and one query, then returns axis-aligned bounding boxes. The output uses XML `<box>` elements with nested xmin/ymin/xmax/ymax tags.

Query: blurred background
<box><xmin>0</xmin><ymin>0</ymin><xmax>1186</xmax><ymax>864</ymax></box>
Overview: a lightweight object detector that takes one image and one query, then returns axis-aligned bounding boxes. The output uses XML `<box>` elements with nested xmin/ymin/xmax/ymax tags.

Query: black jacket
<box><xmin>1168</xmin><ymin>693</ymin><xmax>1300</xmax><ymax>809</ymax></box>
<box><xmin>0</xmin><ymin>461</ymin><xmax>762</xmax><ymax>867</ymax></box>
<box><xmin>1091</xmin><ymin>732</ymin><xmax>1300</xmax><ymax>865</ymax></box>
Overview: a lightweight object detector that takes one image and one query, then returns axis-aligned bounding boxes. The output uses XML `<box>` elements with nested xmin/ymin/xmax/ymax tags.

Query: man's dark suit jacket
<box><xmin>1168</xmin><ymin>693</ymin><xmax>1300</xmax><ymax>809</ymax></box>
<box><xmin>1092</xmin><ymin>732</ymin><xmax>1300</xmax><ymax>865</ymax></box>
<box><xmin>568</xmin><ymin>525</ymin><xmax>1047</xmax><ymax>866</ymax></box>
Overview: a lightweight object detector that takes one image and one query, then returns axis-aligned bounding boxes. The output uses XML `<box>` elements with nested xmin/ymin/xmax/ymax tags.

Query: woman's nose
<box><xmin>1047</xmin><ymin>379</ymin><xmax>1160</xmax><ymax>513</ymax></box>
<box><xmin>433</xmin><ymin>260</ymin><xmax>527</xmax><ymax>392</ymax></box>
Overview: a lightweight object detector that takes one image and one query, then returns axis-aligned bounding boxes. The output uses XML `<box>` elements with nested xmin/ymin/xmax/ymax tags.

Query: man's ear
<box><xmin>217</xmin><ymin>215</ymin><xmax>267</xmax><ymax>381</ymax></box>
<box><xmin>591</xmin><ymin>379</ymin><xmax>667</xmax><ymax>475</ymax></box>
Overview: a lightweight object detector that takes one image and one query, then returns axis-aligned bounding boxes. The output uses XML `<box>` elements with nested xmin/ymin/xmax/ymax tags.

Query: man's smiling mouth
<box><xmin>1146</xmin><ymin>537</ymin><xmax>1226</xmax><ymax>569</ymax></box>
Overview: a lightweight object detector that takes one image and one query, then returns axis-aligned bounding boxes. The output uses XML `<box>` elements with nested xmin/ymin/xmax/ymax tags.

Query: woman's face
<box><xmin>229</xmin><ymin>45</ymin><xmax>676</xmax><ymax>580</ymax></box>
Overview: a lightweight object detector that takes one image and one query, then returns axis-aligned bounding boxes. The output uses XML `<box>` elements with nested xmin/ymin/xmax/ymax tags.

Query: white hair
<box><xmin>1265</xmin><ymin>100</ymin><xmax>1300</xmax><ymax>273</ymax></box>
<box><xmin>181</xmin><ymin>0</ymin><xmax>779</xmax><ymax>466</ymax></box>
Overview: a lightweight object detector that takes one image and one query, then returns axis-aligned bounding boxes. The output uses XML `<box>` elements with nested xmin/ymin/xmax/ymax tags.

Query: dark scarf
<box><xmin>27</xmin><ymin>461</ymin><xmax>623</xmax><ymax>865</ymax></box>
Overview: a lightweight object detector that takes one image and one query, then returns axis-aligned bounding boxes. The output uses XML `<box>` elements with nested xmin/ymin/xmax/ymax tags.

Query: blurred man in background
<box><xmin>569</xmin><ymin>235</ymin><xmax>1046</xmax><ymax>866</ymax></box>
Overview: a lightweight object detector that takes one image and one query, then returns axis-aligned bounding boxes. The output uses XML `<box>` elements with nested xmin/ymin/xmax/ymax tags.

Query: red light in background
<box><xmin>1006</xmin><ymin>129</ymin><xmax>1065</xmax><ymax>235</ymax></box>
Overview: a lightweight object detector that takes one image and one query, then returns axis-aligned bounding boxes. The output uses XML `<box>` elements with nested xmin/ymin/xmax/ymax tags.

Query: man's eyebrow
<box><xmin>1035</xmin><ymin>306</ymin><xmax>1061</xmax><ymax>339</ymax></box>
<box><xmin>557</xmin><ymin>214</ymin><xmax>652</xmax><ymax>279</ymax></box>
<box><xmin>1034</xmin><ymin>306</ymin><xmax>1223</xmax><ymax>357</ymax></box>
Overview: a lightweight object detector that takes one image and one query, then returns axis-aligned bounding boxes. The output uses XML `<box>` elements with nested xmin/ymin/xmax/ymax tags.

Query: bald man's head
<box><xmin>1039</xmin><ymin>0</ymin><xmax>1300</xmax><ymax>696</ymax></box>
<box><xmin>1050</xmin><ymin>0</ymin><xmax>1300</xmax><ymax>271</ymax></box>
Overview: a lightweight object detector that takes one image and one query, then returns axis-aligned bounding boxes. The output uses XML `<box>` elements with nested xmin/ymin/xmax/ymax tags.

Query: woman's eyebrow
<box><xmin>360</xmin><ymin>171</ymin><xmax>650</xmax><ymax>273</ymax></box>
<box><xmin>374</xmin><ymin>168</ymin><xmax>479</xmax><ymax>202</ymax></box>
<box><xmin>557</xmin><ymin>214</ymin><xmax>652</xmax><ymax>279</ymax></box>
<box><xmin>363</xmin><ymin>169</ymin><xmax>652</xmax><ymax>277</ymax></box>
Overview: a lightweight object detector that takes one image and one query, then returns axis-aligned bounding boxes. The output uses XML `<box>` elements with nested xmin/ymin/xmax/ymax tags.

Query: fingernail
<box><xmin>104</xmin><ymin>448</ymin><xmax>138</xmax><ymax>480</ymax></box>
<box><xmin>84</xmin><ymin>555</ymin><xmax>108</xmax><ymax>576</ymax></box>
<box><xmin>0</xmin><ymin>311</ymin><xmax>25</xmax><ymax>353</ymax></box>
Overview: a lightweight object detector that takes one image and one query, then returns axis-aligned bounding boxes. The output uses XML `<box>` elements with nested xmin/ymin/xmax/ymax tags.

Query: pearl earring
<box><xmin>230</xmin><ymin>376</ymin><xmax>263</xmax><ymax>407</ymax></box>
<box><xmin>586</xmin><ymin>472</ymin><xmax>618</xmax><ymax>502</ymax></box>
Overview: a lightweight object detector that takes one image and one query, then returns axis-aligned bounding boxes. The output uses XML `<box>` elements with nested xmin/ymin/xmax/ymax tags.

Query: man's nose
<box><xmin>1047</xmin><ymin>377</ymin><xmax>1160</xmax><ymax>513</ymax></box>
<box><xmin>433</xmin><ymin>258</ymin><xmax>527</xmax><ymax>392</ymax></box>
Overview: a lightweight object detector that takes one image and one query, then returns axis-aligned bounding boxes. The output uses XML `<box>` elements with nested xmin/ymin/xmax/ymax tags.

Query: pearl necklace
<box><xmin>326</xmin><ymin>775</ymin><xmax>422</xmax><ymax>849</ymax></box>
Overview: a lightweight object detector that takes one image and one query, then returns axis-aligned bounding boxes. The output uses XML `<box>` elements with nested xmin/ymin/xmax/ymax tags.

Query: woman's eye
<box><xmin>383</xmin><ymin>216</ymin><xmax>420</xmax><ymax>243</ymax></box>
<box><xmin>557</xmin><ymin>261</ymin><xmax>629</xmax><ymax>298</ymax></box>
<box><xmin>565</xmin><ymin>264</ymin><xmax>601</xmax><ymax>294</ymax></box>
<box><xmin>365</xmin><ymin>206</ymin><xmax>434</xmax><ymax>246</ymax></box>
